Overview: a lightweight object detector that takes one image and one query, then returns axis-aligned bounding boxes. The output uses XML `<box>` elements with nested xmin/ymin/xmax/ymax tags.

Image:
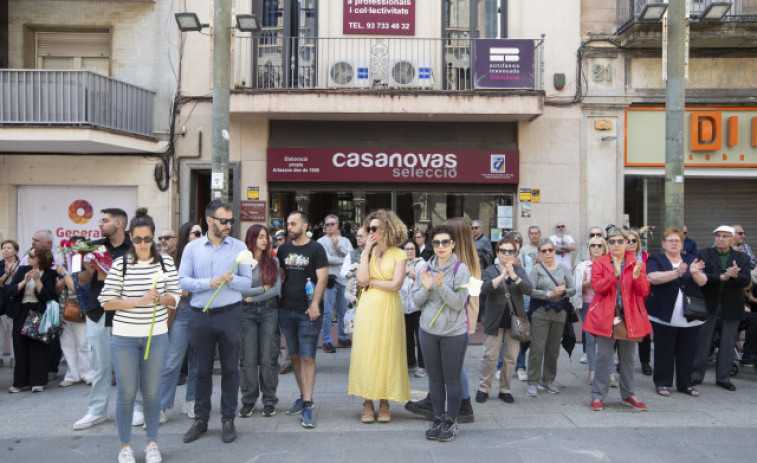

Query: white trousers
<box><xmin>60</xmin><ymin>321</ymin><xmax>93</xmax><ymax>382</ymax></box>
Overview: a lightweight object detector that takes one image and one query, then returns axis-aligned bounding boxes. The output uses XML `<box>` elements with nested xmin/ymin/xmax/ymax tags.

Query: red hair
<box><xmin>245</xmin><ymin>225</ymin><xmax>277</xmax><ymax>286</ymax></box>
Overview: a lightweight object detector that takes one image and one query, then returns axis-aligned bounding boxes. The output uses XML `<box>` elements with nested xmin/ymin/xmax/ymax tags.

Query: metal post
<box><xmin>211</xmin><ymin>0</ymin><xmax>232</xmax><ymax>202</ymax></box>
<box><xmin>664</xmin><ymin>0</ymin><xmax>687</xmax><ymax>229</ymax></box>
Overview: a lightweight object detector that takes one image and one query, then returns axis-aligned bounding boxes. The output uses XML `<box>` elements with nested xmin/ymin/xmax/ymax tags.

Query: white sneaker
<box><xmin>580</xmin><ymin>353</ymin><xmax>588</xmax><ymax>364</ymax></box>
<box><xmin>132</xmin><ymin>410</ymin><xmax>145</xmax><ymax>427</ymax></box>
<box><xmin>413</xmin><ymin>368</ymin><xmax>427</xmax><ymax>378</ymax></box>
<box><xmin>495</xmin><ymin>370</ymin><xmax>501</xmax><ymax>380</ymax></box>
<box><xmin>160</xmin><ymin>409</ymin><xmax>168</xmax><ymax>424</ymax></box>
<box><xmin>517</xmin><ymin>368</ymin><xmax>528</xmax><ymax>382</ymax></box>
<box><xmin>183</xmin><ymin>400</ymin><xmax>195</xmax><ymax>419</ymax></box>
<box><xmin>73</xmin><ymin>413</ymin><xmax>106</xmax><ymax>430</ymax></box>
<box><xmin>609</xmin><ymin>372</ymin><xmax>619</xmax><ymax>388</ymax></box>
<box><xmin>144</xmin><ymin>442</ymin><xmax>162</xmax><ymax>463</ymax></box>
<box><xmin>117</xmin><ymin>447</ymin><xmax>136</xmax><ymax>463</ymax></box>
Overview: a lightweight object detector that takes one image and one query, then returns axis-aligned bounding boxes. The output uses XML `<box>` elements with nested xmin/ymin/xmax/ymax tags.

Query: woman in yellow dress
<box><xmin>349</xmin><ymin>209</ymin><xmax>409</xmax><ymax>423</ymax></box>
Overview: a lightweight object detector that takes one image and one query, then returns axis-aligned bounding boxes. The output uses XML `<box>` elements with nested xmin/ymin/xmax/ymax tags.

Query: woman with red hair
<box><xmin>238</xmin><ymin>225</ymin><xmax>282</xmax><ymax>418</ymax></box>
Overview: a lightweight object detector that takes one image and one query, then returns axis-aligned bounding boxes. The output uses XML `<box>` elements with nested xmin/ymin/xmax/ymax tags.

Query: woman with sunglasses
<box><xmin>626</xmin><ymin>229</ymin><xmax>652</xmax><ymax>376</ymax></box>
<box><xmin>158</xmin><ymin>222</ymin><xmax>203</xmax><ymax>421</ymax></box>
<box><xmin>5</xmin><ymin>245</ymin><xmax>57</xmax><ymax>393</ymax></box>
<box><xmin>412</xmin><ymin>225</ymin><xmax>471</xmax><ymax>442</ymax></box>
<box><xmin>573</xmin><ymin>236</ymin><xmax>607</xmax><ymax>385</ymax></box>
<box><xmin>583</xmin><ymin>228</ymin><xmax>651</xmax><ymax>411</ymax></box>
<box><xmin>526</xmin><ymin>238</ymin><xmax>576</xmax><ymax>397</ymax></box>
<box><xmin>646</xmin><ymin>227</ymin><xmax>706</xmax><ymax>397</ymax></box>
<box><xmin>349</xmin><ymin>210</ymin><xmax>409</xmax><ymax>423</ymax></box>
<box><xmin>99</xmin><ymin>208</ymin><xmax>181</xmax><ymax>463</ymax></box>
<box><xmin>477</xmin><ymin>237</ymin><xmax>532</xmax><ymax>404</ymax></box>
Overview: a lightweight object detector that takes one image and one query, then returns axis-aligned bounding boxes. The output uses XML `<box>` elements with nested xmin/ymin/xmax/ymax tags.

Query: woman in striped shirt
<box><xmin>99</xmin><ymin>208</ymin><xmax>181</xmax><ymax>463</ymax></box>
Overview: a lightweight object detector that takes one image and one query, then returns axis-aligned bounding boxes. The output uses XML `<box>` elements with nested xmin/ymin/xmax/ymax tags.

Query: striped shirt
<box><xmin>99</xmin><ymin>255</ymin><xmax>182</xmax><ymax>337</ymax></box>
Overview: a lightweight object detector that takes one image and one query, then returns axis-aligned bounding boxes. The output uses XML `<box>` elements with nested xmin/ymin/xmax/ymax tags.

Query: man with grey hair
<box><xmin>472</xmin><ymin>220</ymin><xmax>494</xmax><ymax>274</ymax></box>
<box><xmin>575</xmin><ymin>226</ymin><xmax>605</xmax><ymax>266</ymax></box>
<box><xmin>549</xmin><ymin>222</ymin><xmax>576</xmax><ymax>269</ymax></box>
<box><xmin>20</xmin><ymin>230</ymin><xmax>63</xmax><ymax>266</ymax></box>
<box><xmin>317</xmin><ymin>214</ymin><xmax>353</xmax><ymax>353</ymax></box>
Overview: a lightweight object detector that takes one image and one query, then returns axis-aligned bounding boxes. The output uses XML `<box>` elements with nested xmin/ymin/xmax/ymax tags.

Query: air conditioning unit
<box><xmin>327</xmin><ymin>60</ymin><xmax>371</xmax><ymax>88</ymax></box>
<box><xmin>387</xmin><ymin>60</ymin><xmax>433</xmax><ymax>88</ymax></box>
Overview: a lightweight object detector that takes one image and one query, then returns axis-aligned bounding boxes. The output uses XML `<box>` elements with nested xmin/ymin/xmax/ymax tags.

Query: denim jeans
<box><xmin>159</xmin><ymin>304</ymin><xmax>197</xmax><ymax>410</ymax></box>
<box><xmin>580</xmin><ymin>302</ymin><xmax>596</xmax><ymax>370</ymax></box>
<box><xmin>280</xmin><ymin>309</ymin><xmax>321</xmax><ymax>359</ymax></box>
<box><xmin>240</xmin><ymin>298</ymin><xmax>280</xmax><ymax>406</ymax></box>
<box><xmin>111</xmin><ymin>333</ymin><xmax>168</xmax><ymax>445</ymax></box>
<box><xmin>321</xmin><ymin>282</ymin><xmax>349</xmax><ymax>344</ymax></box>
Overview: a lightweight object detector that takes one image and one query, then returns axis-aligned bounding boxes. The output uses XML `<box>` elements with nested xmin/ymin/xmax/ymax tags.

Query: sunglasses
<box><xmin>432</xmin><ymin>239</ymin><xmax>454</xmax><ymax>248</ymax></box>
<box><xmin>471</xmin><ymin>226</ymin><xmax>481</xmax><ymax>230</ymax></box>
<box><xmin>276</xmin><ymin>237</ymin><xmax>285</xmax><ymax>241</ymax></box>
<box><xmin>325</xmin><ymin>222</ymin><xmax>337</xmax><ymax>227</ymax></box>
<box><xmin>540</xmin><ymin>248</ymin><xmax>555</xmax><ymax>254</ymax></box>
<box><xmin>683</xmin><ymin>231</ymin><xmax>688</xmax><ymax>235</ymax></box>
<box><xmin>28</xmin><ymin>254</ymin><xmax>37</xmax><ymax>259</ymax></box>
<box><xmin>158</xmin><ymin>235</ymin><xmax>175</xmax><ymax>241</ymax></box>
<box><xmin>132</xmin><ymin>236</ymin><xmax>153</xmax><ymax>244</ymax></box>
<box><xmin>211</xmin><ymin>217</ymin><xmax>235</xmax><ymax>226</ymax></box>
<box><xmin>607</xmin><ymin>239</ymin><xmax>625</xmax><ymax>245</ymax></box>
<box><xmin>736</xmin><ymin>231</ymin><xmax>745</xmax><ymax>235</ymax></box>
<box><xmin>589</xmin><ymin>244</ymin><xmax>603</xmax><ymax>249</ymax></box>
<box><xmin>190</xmin><ymin>230</ymin><xmax>202</xmax><ymax>238</ymax></box>
<box><xmin>498</xmin><ymin>248</ymin><xmax>516</xmax><ymax>255</ymax></box>
<box><xmin>589</xmin><ymin>233</ymin><xmax>602</xmax><ymax>238</ymax></box>
<box><xmin>627</xmin><ymin>239</ymin><xmax>638</xmax><ymax>244</ymax></box>
<box><xmin>368</xmin><ymin>226</ymin><xmax>379</xmax><ymax>233</ymax></box>
<box><xmin>556</xmin><ymin>225</ymin><xmax>566</xmax><ymax>229</ymax></box>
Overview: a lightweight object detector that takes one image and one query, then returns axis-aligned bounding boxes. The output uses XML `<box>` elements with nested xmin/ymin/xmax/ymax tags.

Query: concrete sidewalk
<box><xmin>1</xmin><ymin>343</ymin><xmax>756</xmax><ymax>462</ymax></box>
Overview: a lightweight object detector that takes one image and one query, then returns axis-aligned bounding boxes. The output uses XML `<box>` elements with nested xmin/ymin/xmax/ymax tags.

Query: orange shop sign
<box><xmin>625</xmin><ymin>107</ymin><xmax>757</xmax><ymax>167</ymax></box>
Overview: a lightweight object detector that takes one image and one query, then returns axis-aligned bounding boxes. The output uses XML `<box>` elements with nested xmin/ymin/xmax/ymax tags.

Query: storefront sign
<box><xmin>626</xmin><ymin>107</ymin><xmax>757</xmax><ymax>167</ymax></box>
<box><xmin>519</xmin><ymin>188</ymin><xmax>531</xmax><ymax>202</ymax></box>
<box><xmin>17</xmin><ymin>186</ymin><xmax>138</xmax><ymax>253</ymax></box>
<box><xmin>240</xmin><ymin>200</ymin><xmax>267</xmax><ymax>222</ymax></box>
<box><xmin>267</xmin><ymin>148</ymin><xmax>519</xmax><ymax>184</ymax></box>
<box><xmin>475</xmin><ymin>39</ymin><xmax>536</xmax><ymax>89</ymax></box>
<box><xmin>343</xmin><ymin>0</ymin><xmax>415</xmax><ymax>36</ymax></box>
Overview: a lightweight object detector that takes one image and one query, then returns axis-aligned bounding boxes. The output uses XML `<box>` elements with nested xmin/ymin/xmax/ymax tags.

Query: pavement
<box><xmin>1</xmin><ymin>342</ymin><xmax>756</xmax><ymax>463</ymax></box>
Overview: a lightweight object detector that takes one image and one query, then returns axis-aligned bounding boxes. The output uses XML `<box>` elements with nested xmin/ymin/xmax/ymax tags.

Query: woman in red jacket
<box><xmin>584</xmin><ymin>228</ymin><xmax>652</xmax><ymax>412</ymax></box>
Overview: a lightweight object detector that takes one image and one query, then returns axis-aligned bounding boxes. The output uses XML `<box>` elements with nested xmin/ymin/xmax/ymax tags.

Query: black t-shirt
<box><xmin>277</xmin><ymin>240</ymin><xmax>328</xmax><ymax>313</ymax></box>
<box><xmin>87</xmin><ymin>236</ymin><xmax>132</xmax><ymax>325</ymax></box>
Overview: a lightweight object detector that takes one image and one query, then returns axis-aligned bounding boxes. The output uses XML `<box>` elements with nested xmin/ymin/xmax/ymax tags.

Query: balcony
<box><xmin>616</xmin><ymin>1</ymin><xmax>757</xmax><ymax>47</ymax></box>
<box><xmin>0</xmin><ymin>70</ymin><xmax>166</xmax><ymax>154</ymax></box>
<box><xmin>229</xmin><ymin>36</ymin><xmax>544</xmax><ymax>121</ymax></box>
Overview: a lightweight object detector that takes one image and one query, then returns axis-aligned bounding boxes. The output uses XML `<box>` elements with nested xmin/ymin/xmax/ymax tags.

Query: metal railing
<box><xmin>233</xmin><ymin>36</ymin><xmax>544</xmax><ymax>92</ymax></box>
<box><xmin>0</xmin><ymin>70</ymin><xmax>155</xmax><ymax>138</ymax></box>
<box><xmin>618</xmin><ymin>0</ymin><xmax>757</xmax><ymax>32</ymax></box>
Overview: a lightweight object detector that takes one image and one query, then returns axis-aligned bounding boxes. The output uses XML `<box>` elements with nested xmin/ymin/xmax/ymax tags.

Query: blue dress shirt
<box><xmin>178</xmin><ymin>236</ymin><xmax>253</xmax><ymax>309</ymax></box>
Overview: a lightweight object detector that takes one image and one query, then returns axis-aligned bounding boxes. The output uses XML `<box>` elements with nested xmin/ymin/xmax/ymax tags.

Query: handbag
<box><xmin>612</xmin><ymin>306</ymin><xmax>643</xmax><ymax>342</ymax></box>
<box><xmin>62</xmin><ymin>287</ymin><xmax>85</xmax><ymax>323</ymax></box>
<box><xmin>539</xmin><ymin>262</ymin><xmax>579</xmax><ymax>323</ymax></box>
<box><xmin>497</xmin><ymin>267</ymin><xmax>531</xmax><ymax>342</ymax></box>
<box><xmin>681</xmin><ymin>284</ymin><xmax>708</xmax><ymax>321</ymax></box>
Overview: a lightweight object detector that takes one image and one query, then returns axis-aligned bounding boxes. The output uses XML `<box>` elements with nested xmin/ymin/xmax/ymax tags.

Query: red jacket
<box><xmin>583</xmin><ymin>251</ymin><xmax>652</xmax><ymax>339</ymax></box>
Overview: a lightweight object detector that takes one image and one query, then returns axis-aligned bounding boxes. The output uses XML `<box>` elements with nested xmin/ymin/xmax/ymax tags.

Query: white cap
<box><xmin>713</xmin><ymin>225</ymin><xmax>735</xmax><ymax>235</ymax></box>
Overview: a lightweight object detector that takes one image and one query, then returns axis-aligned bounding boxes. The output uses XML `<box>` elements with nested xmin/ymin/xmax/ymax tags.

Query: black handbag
<box><xmin>682</xmin><ymin>285</ymin><xmax>708</xmax><ymax>322</ymax></box>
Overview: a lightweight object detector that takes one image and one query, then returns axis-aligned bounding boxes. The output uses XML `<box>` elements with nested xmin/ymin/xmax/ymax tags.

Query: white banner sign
<box><xmin>17</xmin><ymin>186</ymin><xmax>138</xmax><ymax>254</ymax></box>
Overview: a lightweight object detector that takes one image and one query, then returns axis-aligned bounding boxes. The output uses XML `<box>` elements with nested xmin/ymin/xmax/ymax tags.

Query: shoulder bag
<box><xmin>681</xmin><ymin>283</ymin><xmax>708</xmax><ymax>322</ymax></box>
<box><xmin>503</xmin><ymin>285</ymin><xmax>531</xmax><ymax>343</ymax></box>
<box><xmin>539</xmin><ymin>263</ymin><xmax>579</xmax><ymax>323</ymax></box>
<box><xmin>612</xmin><ymin>304</ymin><xmax>643</xmax><ymax>342</ymax></box>
<box><xmin>62</xmin><ymin>288</ymin><xmax>85</xmax><ymax>323</ymax></box>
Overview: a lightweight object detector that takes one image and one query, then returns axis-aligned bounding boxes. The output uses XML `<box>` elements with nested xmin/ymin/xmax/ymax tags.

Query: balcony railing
<box><xmin>0</xmin><ymin>70</ymin><xmax>155</xmax><ymax>138</ymax></box>
<box><xmin>618</xmin><ymin>0</ymin><xmax>757</xmax><ymax>33</ymax></box>
<box><xmin>233</xmin><ymin>36</ymin><xmax>544</xmax><ymax>92</ymax></box>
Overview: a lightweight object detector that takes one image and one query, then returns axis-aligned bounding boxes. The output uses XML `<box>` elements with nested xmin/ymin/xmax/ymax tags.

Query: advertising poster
<box><xmin>475</xmin><ymin>39</ymin><xmax>536</xmax><ymax>89</ymax></box>
<box><xmin>343</xmin><ymin>0</ymin><xmax>415</xmax><ymax>35</ymax></box>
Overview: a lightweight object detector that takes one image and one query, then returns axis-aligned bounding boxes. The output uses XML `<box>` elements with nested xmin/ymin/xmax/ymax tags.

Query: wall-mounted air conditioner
<box><xmin>387</xmin><ymin>60</ymin><xmax>433</xmax><ymax>88</ymax></box>
<box><xmin>327</xmin><ymin>60</ymin><xmax>371</xmax><ymax>88</ymax></box>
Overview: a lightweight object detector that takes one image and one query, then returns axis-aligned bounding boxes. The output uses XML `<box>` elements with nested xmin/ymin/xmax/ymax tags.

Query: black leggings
<box><xmin>419</xmin><ymin>328</ymin><xmax>467</xmax><ymax>419</ymax></box>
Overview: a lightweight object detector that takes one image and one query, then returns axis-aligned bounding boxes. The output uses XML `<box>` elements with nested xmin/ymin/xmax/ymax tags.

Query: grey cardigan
<box><xmin>481</xmin><ymin>264</ymin><xmax>532</xmax><ymax>335</ymax></box>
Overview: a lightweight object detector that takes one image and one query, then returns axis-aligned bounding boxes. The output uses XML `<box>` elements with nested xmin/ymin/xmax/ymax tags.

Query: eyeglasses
<box><xmin>368</xmin><ymin>226</ymin><xmax>379</xmax><ymax>233</ymax></box>
<box><xmin>627</xmin><ymin>239</ymin><xmax>638</xmax><ymax>244</ymax></box>
<box><xmin>404</xmin><ymin>247</ymin><xmax>416</xmax><ymax>252</ymax></box>
<box><xmin>589</xmin><ymin>233</ymin><xmax>602</xmax><ymax>238</ymax></box>
<box><xmin>432</xmin><ymin>239</ymin><xmax>454</xmax><ymax>248</ymax></box>
<box><xmin>211</xmin><ymin>217</ymin><xmax>235</xmax><ymax>226</ymax></box>
<box><xmin>132</xmin><ymin>236</ymin><xmax>153</xmax><ymax>244</ymax></box>
<box><xmin>556</xmin><ymin>225</ymin><xmax>566</xmax><ymax>229</ymax></box>
<box><xmin>498</xmin><ymin>248</ymin><xmax>516</xmax><ymax>255</ymax></box>
<box><xmin>664</xmin><ymin>239</ymin><xmax>682</xmax><ymax>244</ymax></box>
<box><xmin>589</xmin><ymin>244</ymin><xmax>604</xmax><ymax>249</ymax></box>
<box><xmin>28</xmin><ymin>254</ymin><xmax>37</xmax><ymax>259</ymax></box>
<box><xmin>158</xmin><ymin>235</ymin><xmax>175</xmax><ymax>241</ymax></box>
<box><xmin>325</xmin><ymin>222</ymin><xmax>337</xmax><ymax>227</ymax></box>
<box><xmin>736</xmin><ymin>231</ymin><xmax>745</xmax><ymax>235</ymax></box>
<box><xmin>190</xmin><ymin>230</ymin><xmax>202</xmax><ymax>238</ymax></box>
<box><xmin>471</xmin><ymin>226</ymin><xmax>481</xmax><ymax>230</ymax></box>
<box><xmin>607</xmin><ymin>239</ymin><xmax>625</xmax><ymax>245</ymax></box>
<box><xmin>540</xmin><ymin>248</ymin><xmax>555</xmax><ymax>254</ymax></box>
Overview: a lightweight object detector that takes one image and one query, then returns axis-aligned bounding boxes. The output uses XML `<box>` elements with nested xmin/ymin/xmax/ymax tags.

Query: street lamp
<box><xmin>700</xmin><ymin>2</ymin><xmax>731</xmax><ymax>21</ymax></box>
<box><xmin>639</xmin><ymin>3</ymin><xmax>669</xmax><ymax>22</ymax></box>
<box><xmin>174</xmin><ymin>12</ymin><xmax>208</xmax><ymax>32</ymax></box>
<box><xmin>235</xmin><ymin>14</ymin><xmax>260</xmax><ymax>33</ymax></box>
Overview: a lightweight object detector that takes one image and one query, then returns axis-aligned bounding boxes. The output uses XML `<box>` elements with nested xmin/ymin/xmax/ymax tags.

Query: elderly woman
<box><xmin>574</xmin><ymin>235</ymin><xmax>607</xmax><ymax>385</ymax></box>
<box><xmin>583</xmin><ymin>228</ymin><xmax>651</xmax><ymax>411</ymax></box>
<box><xmin>646</xmin><ymin>227</ymin><xmax>706</xmax><ymax>397</ymax></box>
<box><xmin>627</xmin><ymin>228</ymin><xmax>652</xmax><ymax>376</ymax></box>
<box><xmin>526</xmin><ymin>238</ymin><xmax>576</xmax><ymax>397</ymax></box>
<box><xmin>476</xmin><ymin>237</ymin><xmax>532</xmax><ymax>404</ymax></box>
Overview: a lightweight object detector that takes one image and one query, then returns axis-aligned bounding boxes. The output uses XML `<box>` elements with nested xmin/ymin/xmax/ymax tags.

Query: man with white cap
<box><xmin>692</xmin><ymin>225</ymin><xmax>751</xmax><ymax>391</ymax></box>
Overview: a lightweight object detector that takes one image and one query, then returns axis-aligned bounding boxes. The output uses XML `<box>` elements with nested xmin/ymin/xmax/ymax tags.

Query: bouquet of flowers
<box><xmin>57</xmin><ymin>239</ymin><xmax>112</xmax><ymax>274</ymax></box>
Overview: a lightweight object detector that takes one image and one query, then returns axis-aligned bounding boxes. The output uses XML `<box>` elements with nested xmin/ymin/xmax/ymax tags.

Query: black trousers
<box><xmin>404</xmin><ymin>312</ymin><xmax>423</xmax><ymax>368</ymax></box>
<box><xmin>12</xmin><ymin>307</ymin><xmax>51</xmax><ymax>388</ymax></box>
<box><xmin>651</xmin><ymin>321</ymin><xmax>700</xmax><ymax>390</ymax></box>
<box><xmin>638</xmin><ymin>334</ymin><xmax>651</xmax><ymax>364</ymax></box>
<box><xmin>741</xmin><ymin>312</ymin><xmax>757</xmax><ymax>362</ymax></box>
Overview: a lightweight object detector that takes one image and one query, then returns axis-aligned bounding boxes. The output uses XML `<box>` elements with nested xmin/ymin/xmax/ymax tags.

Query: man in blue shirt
<box><xmin>179</xmin><ymin>201</ymin><xmax>252</xmax><ymax>444</ymax></box>
<box><xmin>683</xmin><ymin>225</ymin><xmax>698</xmax><ymax>257</ymax></box>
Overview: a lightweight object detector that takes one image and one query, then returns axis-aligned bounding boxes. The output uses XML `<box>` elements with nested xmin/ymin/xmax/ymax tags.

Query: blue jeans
<box><xmin>86</xmin><ymin>315</ymin><xmax>143</xmax><ymax>416</ymax></box>
<box><xmin>240</xmin><ymin>298</ymin><xmax>280</xmax><ymax>406</ymax></box>
<box><xmin>111</xmin><ymin>333</ymin><xmax>168</xmax><ymax>445</ymax></box>
<box><xmin>280</xmin><ymin>309</ymin><xmax>321</xmax><ymax>359</ymax></box>
<box><xmin>159</xmin><ymin>304</ymin><xmax>197</xmax><ymax>410</ymax></box>
<box><xmin>580</xmin><ymin>302</ymin><xmax>596</xmax><ymax>370</ymax></box>
<box><xmin>321</xmin><ymin>282</ymin><xmax>349</xmax><ymax>344</ymax></box>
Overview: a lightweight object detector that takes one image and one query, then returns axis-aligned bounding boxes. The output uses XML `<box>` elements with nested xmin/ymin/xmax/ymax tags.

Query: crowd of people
<box><xmin>2</xmin><ymin>207</ymin><xmax>757</xmax><ymax>461</ymax></box>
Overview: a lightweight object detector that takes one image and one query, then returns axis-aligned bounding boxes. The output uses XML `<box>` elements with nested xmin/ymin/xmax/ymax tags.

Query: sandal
<box><xmin>679</xmin><ymin>386</ymin><xmax>700</xmax><ymax>397</ymax></box>
<box><xmin>377</xmin><ymin>401</ymin><xmax>391</xmax><ymax>423</ymax></box>
<box><xmin>361</xmin><ymin>406</ymin><xmax>376</xmax><ymax>423</ymax></box>
<box><xmin>656</xmin><ymin>386</ymin><xmax>670</xmax><ymax>397</ymax></box>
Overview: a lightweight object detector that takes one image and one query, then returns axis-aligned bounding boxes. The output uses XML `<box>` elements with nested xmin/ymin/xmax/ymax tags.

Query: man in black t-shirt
<box><xmin>277</xmin><ymin>211</ymin><xmax>328</xmax><ymax>428</ymax></box>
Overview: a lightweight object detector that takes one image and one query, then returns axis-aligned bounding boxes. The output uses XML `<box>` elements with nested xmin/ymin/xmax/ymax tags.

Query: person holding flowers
<box><xmin>178</xmin><ymin>200</ymin><xmax>252</xmax><ymax>444</ymax></box>
<box><xmin>99</xmin><ymin>208</ymin><xmax>181</xmax><ymax>463</ymax></box>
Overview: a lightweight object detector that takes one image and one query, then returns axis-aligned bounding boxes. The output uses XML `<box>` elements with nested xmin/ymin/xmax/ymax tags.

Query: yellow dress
<box><xmin>348</xmin><ymin>246</ymin><xmax>410</xmax><ymax>402</ymax></box>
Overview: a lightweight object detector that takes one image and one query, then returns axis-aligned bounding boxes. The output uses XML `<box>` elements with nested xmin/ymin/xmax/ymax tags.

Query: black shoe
<box><xmin>437</xmin><ymin>417</ymin><xmax>459</xmax><ymax>442</ymax></box>
<box><xmin>263</xmin><ymin>405</ymin><xmax>276</xmax><ymax>417</ymax></box>
<box><xmin>238</xmin><ymin>404</ymin><xmax>255</xmax><ymax>418</ymax></box>
<box><xmin>498</xmin><ymin>392</ymin><xmax>514</xmax><ymax>404</ymax></box>
<box><xmin>739</xmin><ymin>358</ymin><xmax>755</xmax><ymax>368</ymax></box>
<box><xmin>641</xmin><ymin>363</ymin><xmax>653</xmax><ymax>376</ymax></box>
<box><xmin>322</xmin><ymin>343</ymin><xmax>336</xmax><ymax>353</ymax></box>
<box><xmin>183</xmin><ymin>419</ymin><xmax>208</xmax><ymax>443</ymax></box>
<box><xmin>457</xmin><ymin>397</ymin><xmax>474</xmax><ymax>424</ymax></box>
<box><xmin>337</xmin><ymin>339</ymin><xmax>352</xmax><ymax>347</ymax></box>
<box><xmin>716</xmin><ymin>381</ymin><xmax>736</xmax><ymax>391</ymax></box>
<box><xmin>425</xmin><ymin>416</ymin><xmax>444</xmax><ymax>440</ymax></box>
<box><xmin>222</xmin><ymin>418</ymin><xmax>236</xmax><ymax>443</ymax></box>
<box><xmin>405</xmin><ymin>394</ymin><xmax>433</xmax><ymax>420</ymax></box>
<box><xmin>475</xmin><ymin>391</ymin><xmax>488</xmax><ymax>403</ymax></box>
